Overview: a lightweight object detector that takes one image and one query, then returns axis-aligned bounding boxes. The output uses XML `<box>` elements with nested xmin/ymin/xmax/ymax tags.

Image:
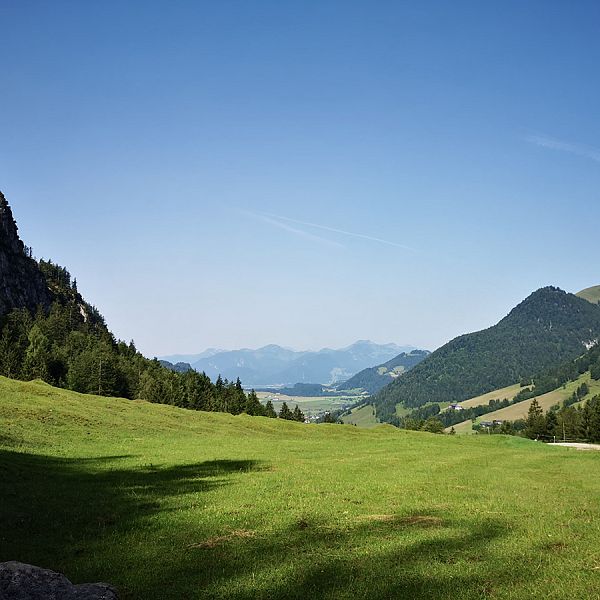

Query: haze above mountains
<box><xmin>160</xmin><ymin>341</ymin><xmax>418</xmax><ymax>387</ymax></box>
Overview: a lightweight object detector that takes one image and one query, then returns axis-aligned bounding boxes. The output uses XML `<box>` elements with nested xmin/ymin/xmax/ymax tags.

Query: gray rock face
<box><xmin>0</xmin><ymin>192</ymin><xmax>52</xmax><ymax>318</ymax></box>
<box><xmin>0</xmin><ymin>561</ymin><xmax>117</xmax><ymax>600</ymax></box>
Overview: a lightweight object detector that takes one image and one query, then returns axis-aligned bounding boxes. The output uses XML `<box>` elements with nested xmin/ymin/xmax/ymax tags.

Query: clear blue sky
<box><xmin>1</xmin><ymin>1</ymin><xmax>599</xmax><ymax>357</ymax></box>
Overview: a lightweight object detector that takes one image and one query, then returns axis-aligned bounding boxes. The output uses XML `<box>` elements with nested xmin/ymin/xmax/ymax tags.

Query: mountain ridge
<box><xmin>172</xmin><ymin>340</ymin><xmax>417</xmax><ymax>386</ymax></box>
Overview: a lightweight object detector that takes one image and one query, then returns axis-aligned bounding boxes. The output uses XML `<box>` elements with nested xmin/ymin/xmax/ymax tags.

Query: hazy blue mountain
<box><xmin>188</xmin><ymin>344</ymin><xmax>303</xmax><ymax>385</ymax></box>
<box><xmin>159</xmin><ymin>348</ymin><xmax>224</xmax><ymax>365</ymax></box>
<box><xmin>336</xmin><ymin>349</ymin><xmax>430</xmax><ymax>394</ymax></box>
<box><xmin>177</xmin><ymin>341</ymin><xmax>415</xmax><ymax>386</ymax></box>
<box><xmin>271</xmin><ymin>341</ymin><xmax>416</xmax><ymax>386</ymax></box>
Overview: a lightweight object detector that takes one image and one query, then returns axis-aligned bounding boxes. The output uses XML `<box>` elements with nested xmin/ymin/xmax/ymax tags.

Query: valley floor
<box><xmin>1</xmin><ymin>377</ymin><xmax>600</xmax><ymax>599</ymax></box>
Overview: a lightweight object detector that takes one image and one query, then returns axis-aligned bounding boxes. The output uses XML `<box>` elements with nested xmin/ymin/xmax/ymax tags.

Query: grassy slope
<box><xmin>2</xmin><ymin>377</ymin><xmax>600</xmax><ymax>599</ymax></box>
<box><xmin>455</xmin><ymin>383</ymin><xmax>527</xmax><ymax>409</ymax></box>
<box><xmin>577</xmin><ymin>285</ymin><xmax>600</xmax><ymax>305</ymax></box>
<box><xmin>449</xmin><ymin>373</ymin><xmax>600</xmax><ymax>434</ymax></box>
<box><xmin>341</xmin><ymin>404</ymin><xmax>379</xmax><ymax>428</ymax></box>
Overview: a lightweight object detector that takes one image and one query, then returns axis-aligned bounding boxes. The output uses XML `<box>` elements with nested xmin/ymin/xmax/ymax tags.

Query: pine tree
<box><xmin>292</xmin><ymin>405</ymin><xmax>305</xmax><ymax>422</ymax></box>
<box><xmin>244</xmin><ymin>390</ymin><xmax>264</xmax><ymax>416</ymax></box>
<box><xmin>278</xmin><ymin>402</ymin><xmax>293</xmax><ymax>420</ymax></box>
<box><xmin>0</xmin><ymin>309</ymin><xmax>32</xmax><ymax>379</ymax></box>
<box><xmin>525</xmin><ymin>398</ymin><xmax>546</xmax><ymax>439</ymax></box>
<box><xmin>545</xmin><ymin>409</ymin><xmax>558</xmax><ymax>438</ymax></box>
<box><xmin>588</xmin><ymin>396</ymin><xmax>600</xmax><ymax>443</ymax></box>
<box><xmin>264</xmin><ymin>400</ymin><xmax>277</xmax><ymax>418</ymax></box>
<box><xmin>23</xmin><ymin>324</ymin><xmax>49</xmax><ymax>380</ymax></box>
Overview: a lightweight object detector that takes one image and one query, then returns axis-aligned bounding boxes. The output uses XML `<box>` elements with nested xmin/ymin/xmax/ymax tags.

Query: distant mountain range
<box><xmin>373</xmin><ymin>286</ymin><xmax>600</xmax><ymax>423</ymax></box>
<box><xmin>160</xmin><ymin>341</ymin><xmax>419</xmax><ymax>386</ymax></box>
<box><xmin>336</xmin><ymin>350</ymin><xmax>430</xmax><ymax>394</ymax></box>
<box><xmin>159</xmin><ymin>348</ymin><xmax>224</xmax><ymax>365</ymax></box>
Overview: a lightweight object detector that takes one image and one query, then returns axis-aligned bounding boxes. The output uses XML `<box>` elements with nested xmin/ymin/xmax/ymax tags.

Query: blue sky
<box><xmin>1</xmin><ymin>1</ymin><xmax>599</xmax><ymax>357</ymax></box>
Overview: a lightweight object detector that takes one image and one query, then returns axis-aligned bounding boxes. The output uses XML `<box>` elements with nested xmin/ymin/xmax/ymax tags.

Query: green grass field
<box><xmin>2</xmin><ymin>377</ymin><xmax>600</xmax><ymax>599</ymax></box>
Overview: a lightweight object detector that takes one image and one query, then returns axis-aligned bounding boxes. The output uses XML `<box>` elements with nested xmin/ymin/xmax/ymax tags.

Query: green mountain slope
<box><xmin>336</xmin><ymin>350</ymin><xmax>429</xmax><ymax>394</ymax></box>
<box><xmin>577</xmin><ymin>285</ymin><xmax>600</xmax><ymax>305</ymax></box>
<box><xmin>428</xmin><ymin>339</ymin><xmax>600</xmax><ymax>432</ymax></box>
<box><xmin>373</xmin><ymin>287</ymin><xmax>600</xmax><ymax>423</ymax></box>
<box><xmin>3</xmin><ymin>376</ymin><xmax>600</xmax><ymax>599</ymax></box>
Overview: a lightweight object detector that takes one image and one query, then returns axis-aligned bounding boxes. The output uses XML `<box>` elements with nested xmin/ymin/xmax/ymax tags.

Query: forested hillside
<box><xmin>336</xmin><ymin>350</ymin><xmax>429</xmax><ymax>394</ymax></box>
<box><xmin>373</xmin><ymin>287</ymin><xmax>600</xmax><ymax>423</ymax></box>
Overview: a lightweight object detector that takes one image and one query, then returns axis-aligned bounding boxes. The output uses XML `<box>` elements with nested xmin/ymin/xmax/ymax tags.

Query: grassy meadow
<box><xmin>2</xmin><ymin>377</ymin><xmax>600</xmax><ymax>599</ymax></box>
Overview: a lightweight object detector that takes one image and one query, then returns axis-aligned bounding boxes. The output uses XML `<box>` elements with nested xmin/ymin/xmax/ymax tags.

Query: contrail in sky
<box><xmin>249</xmin><ymin>212</ymin><xmax>345</xmax><ymax>248</ymax></box>
<box><xmin>524</xmin><ymin>134</ymin><xmax>600</xmax><ymax>164</ymax></box>
<box><xmin>266</xmin><ymin>213</ymin><xmax>415</xmax><ymax>251</ymax></box>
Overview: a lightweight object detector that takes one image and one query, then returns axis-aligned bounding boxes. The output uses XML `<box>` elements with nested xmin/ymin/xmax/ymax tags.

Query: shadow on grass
<box><xmin>156</xmin><ymin>514</ymin><xmax>517</xmax><ymax>600</ymax></box>
<box><xmin>0</xmin><ymin>449</ymin><xmax>533</xmax><ymax>599</ymax></box>
<box><xmin>0</xmin><ymin>450</ymin><xmax>262</xmax><ymax>566</ymax></box>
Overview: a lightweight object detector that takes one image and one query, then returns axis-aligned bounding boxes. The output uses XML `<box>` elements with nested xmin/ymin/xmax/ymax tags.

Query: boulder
<box><xmin>0</xmin><ymin>561</ymin><xmax>117</xmax><ymax>600</ymax></box>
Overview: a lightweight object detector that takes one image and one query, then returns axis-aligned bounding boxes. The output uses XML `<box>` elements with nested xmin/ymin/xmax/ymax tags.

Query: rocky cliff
<box><xmin>0</xmin><ymin>192</ymin><xmax>52</xmax><ymax>317</ymax></box>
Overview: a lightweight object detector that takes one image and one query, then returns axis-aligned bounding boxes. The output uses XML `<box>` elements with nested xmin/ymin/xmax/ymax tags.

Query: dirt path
<box><xmin>549</xmin><ymin>442</ymin><xmax>600</xmax><ymax>451</ymax></box>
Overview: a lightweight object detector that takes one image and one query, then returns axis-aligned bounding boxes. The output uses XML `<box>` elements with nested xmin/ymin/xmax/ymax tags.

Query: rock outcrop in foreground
<box><xmin>0</xmin><ymin>192</ymin><xmax>52</xmax><ymax>318</ymax></box>
<box><xmin>0</xmin><ymin>561</ymin><xmax>117</xmax><ymax>600</ymax></box>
